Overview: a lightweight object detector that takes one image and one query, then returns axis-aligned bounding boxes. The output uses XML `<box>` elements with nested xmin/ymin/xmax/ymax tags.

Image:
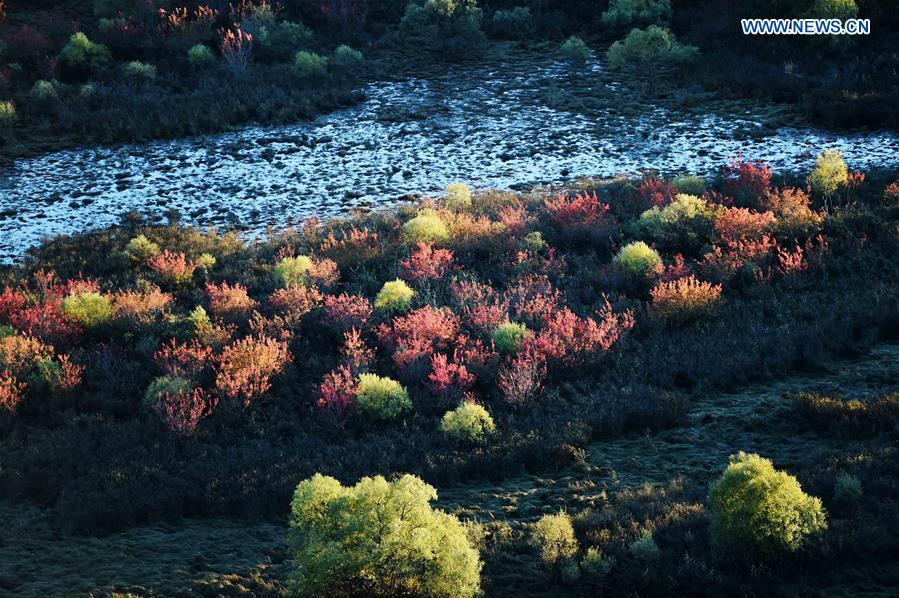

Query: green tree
<box><xmin>709</xmin><ymin>452</ymin><xmax>827</xmax><ymax>555</ymax></box>
<box><xmin>608</xmin><ymin>25</ymin><xmax>698</xmax><ymax>91</ymax></box>
<box><xmin>808</xmin><ymin>149</ymin><xmax>848</xmax><ymax>211</ymax></box>
<box><xmin>400</xmin><ymin>0</ymin><xmax>486</xmax><ymax>58</ymax></box>
<box><xmin>288</xmin><ymin>473</ymin><xmax>482</xmax><ymax>597</ymax></box>
<box><xmin>601</xmin><ymin>0</ymin><xmax>672</xmax><ymax>29</ymax></box>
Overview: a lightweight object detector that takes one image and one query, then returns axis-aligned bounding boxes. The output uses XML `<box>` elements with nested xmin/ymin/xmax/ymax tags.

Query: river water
<box><xmin>2</xmin><ymin>54</ymin><xmax>898</xmax><ymax>262</ymax></box>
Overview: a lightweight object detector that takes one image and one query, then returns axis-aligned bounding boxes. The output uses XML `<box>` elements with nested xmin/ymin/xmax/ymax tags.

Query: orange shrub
<box><xmin>269</xmin><ymin>285</ymin><xmax>323</xmax><ymax>318</ymax></box>
<box><xmin>649</xmin><ymin>275</ymin><xmax>722</xmax><ymax>324</ymax></box>
<box><xmin>215</xmin><ymin>335</ymin><xmax>292</xmax><ymax>407</ymax></box>
<box><xmin>714</xmin><ymin>207</ymin><xmax>775</xmax><ymax>241</ymax></box>
<box><xmin>112</xmin><ymin>287</ymin><xmax>172</xmax><ymax>326</ymax></box>
<box><xmin>148</xmin><ymin>251</ymin><xmax>197</xmax><ymax>285</ymax></box>
<box><xmin>206</xmin><ymin>282</ymin><xmax>258</xmax><ymax>323</ymax></box>
<box><xmin>0</xmin><ymin>372</ymin><xmax>25</xmax><ymax>413</ymax></box>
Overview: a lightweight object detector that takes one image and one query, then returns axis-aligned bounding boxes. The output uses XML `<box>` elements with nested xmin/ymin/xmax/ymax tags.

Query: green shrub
<box><xmin>61</xmin><ymin>291</ymin><xmax>113</xmax><ymax>328</ymax></box>
<box><xmin>523</xmin><ymin>231</ymin><xmax>545</xmax><ymax>250</ymax></box>
<box><xmin>59</xmin><ymin>33</ymin><xmax>111</xmax><ymax>73</ymax></box>
<box><xmin>580</xmin><ymin>547</ymin><xmax>613</xmax><ymax>580</ymax></box>
<box><xmin>143</xmin><ymin>375</ymin><xmax>192</xmax><ymax>410</ymax></box>
<box><xmin>273</xmin><ymin>256</ymin><xmax>315</xmax><ymax>288</ymax></box>
<box><xmin>400</xmin><ymin>0</ymin><xmax>486</xmax><ymax>57</ymax></box>
<box><xmin>602</xmin><ymin>0</ymin><xmax>672</xmax><ymax>28</ymax></box>
<box><xmin>123</xmin><ymin>234</ymin><xmax>160</xmax><ymax>264</ymax></box>
<box><xmin>673</xmin><ymin>175</ymin><xmax>706</xmax><ymax>196</ymax></box>
<box><xmin>444</xmin><ymin>182</ymin><xmax>472</xmax><ymax>209</ymax></box>
<box><xmin>188</xmin><ymin>305</ymin><xmax>213</xmax><ymax>335</ymax></box>
<box><xmin>122</xmin><ymin>61</ymin><xmax>157</xmax><ymax>81</ymax></box>
<box><xmin>374</xmin><ymin>279</ymin><xmax>416</xmax><ymax>312</ymax></box>
<box><xmin>490</xmin><ymin>7</ymin><xmax>534</xmax><ymax>39</ymax></box>
<box><xmin>187</xmin><ymin>45</ymin><xmax>216</xmax><ymax>69</ymax></box>
<box><xmin>560</xmin><ymin>36</ymin><xmax>591</xmax><ymax>63</ymax></box>
<box><xmin>294</xmin><ymin>51</ymin><xmax>328</xmax><ymax>79</ymax></box>
<box><xmin>29</xmin><ymin>80</ymin><xmax>59</xmax><ymax>105</ymax></box>
<box><xmin>531</xmin><ymin>512</ymin><xmax>578</xmax><ymax>567</ymax></box>
<box><xmin>0</xmin><ymin>100</ymin><xmax>17</xmax><ymax>127</ymax></box>
<box><xmin>614</xmin><ymin>241</ymin><xmax>662</xmax><ymax>276</ymax></box>
<box><xmin>492</xmin><ymin>321</ymin><xmax>530</xmax><ymax>355</ymax></box>
<box><xmin>608</xmin><ymin>25</ymin><xmax>698</xmax><ymax>90</ymax></box>
<box><xmin>355</xmin><ymin>373</ymin><xmax>411</xmax><ymax>421</ymax></box>
<box><xmin>332</xmin><ymin>44</ymin><xmax>364</xmax><ymax>69</ymax></box>
<box><xmin>808</xmin><ymin>149</ymin><xmax>848</xmax><ymax>203</ymax></box>
<box><xmin>197</xmin><ymin>253</ymin><xmax>217</xmax><ymax>270</ymax></box>
<box><xmin>263</xmin><ymin>21</ymin><xmax>314</xmax><ymax>61</ymax></box>
<box><xmin>629</xmin><ymin>531</ymin><xmax>660</xmax><ymax>561</ymax></box>
<box><xmin>833</xmin><ymin>472</ymin><xmax>862</xmax><ymax>512</ymax></box>
<box><xmin>709</xmin><ymin>452</ymin><xmax>827</xmax><ymax>555</ymax></box>
<box><xmin>288</xmin><ymin>473</ymin><xmax>482</xmax><ymax>597</ymax></box>
<box><xmin>634</xmin><ymin>193</ymin><xmax>719</xmax><ymax>250</ymax></box>
<box><xmin>440</xmin><ymin>401</ymin><xmax>495</xmax><ymax>444</ymax></box>
<box><xmin>403</xmin><ymin>209</ymin><xmax>450</xmax><ymax>244</ymax></box>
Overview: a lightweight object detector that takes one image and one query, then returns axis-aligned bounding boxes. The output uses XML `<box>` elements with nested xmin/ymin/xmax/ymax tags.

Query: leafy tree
<box><xmin>709</xmin><ymin>452</ymin><xmax>827</xmax><ymax>555</ymax></box>
<box><xmin>560</xmin><ymin>36</ymin><xmax>591</xmax><ymax>63</ymax></box>
<box><xmin>808</xmin><ymin>149</ymin><xmax>848</xmax><ymax>210</ymax></box>
<box><xmin>607</xmin><ymin>25</ymin><xmax>698</xmax><ymax>91</ymax></box>
<box><xmin>288</xmin><ymin>473</ymin><xmax>482</xmax><ymax>597</ymax></box>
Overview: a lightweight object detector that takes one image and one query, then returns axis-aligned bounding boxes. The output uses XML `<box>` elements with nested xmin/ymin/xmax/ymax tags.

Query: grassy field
<box><xmin>4</xmin><ymin>343</ymin><xmax>896</xmax><ymax>596</ymax></box>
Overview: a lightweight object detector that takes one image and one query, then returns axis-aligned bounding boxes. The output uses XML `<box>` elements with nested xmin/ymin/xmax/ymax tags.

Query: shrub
<box><xmin>122</xmin><ymin>61</ymin><xmax>156</xmax><ymax>81</ymax></box>
<box><xmin>400</xmin><ymin>242</ymin><xmax>454</xmax><ymax>284</ymax></box>
<box><xmin>426</xmin><ymin>353</ymin><xmax>475</xmax><ymax>401</ymax></box>
<box><xmin>374</xmin><ymin>279</ymin><xmax>415</xmax><ymax>312</ymax></box>
<box><xmin>188</xmin><ymin>44</ymin><xmax>216</xmax><ymax>68</ymax></box>
<box><xmin>0</xmin><ymin>373</ymin><xmax>25</xmax><ymax>413</ymax></box>
<box><xmin>403</xmin><ymin>210</ymin><xmax>450</xmax><ymax>244</ymax></box>
<box><xmin>649</xmin><ymin>275</ymin><xmax>721</xmax><ymax>324</ymax></box>
<box><xmin>355</xmin><ymin>373</ymin><xmax>411</xmax><ymax>421</ymax></box>
<box><xmin>206</xmin><ymin>282</ymin><xmax>258</xmax><ymax>322</ymax></box>
<box><xmin>531</xmin><ymin>512</ymin><xmax>578</xmax><ymax>568</ymax></box>
<box><xmin>148</xmin><ymin>251</ymin><xmax>196</xmax><ymax>286</ymax></box>
<box><xmin>323</xmin><ymin>293</ymin><xmax>372</xmax><ymax>331</ymax></box>
<box><xmin>808</xmin><ymin>149</ymin><xmax>848</xmax><ymax>206</ymax></box>
<box><xmin>530</xmin><ymin>303</ymin><xmax>634</xmax><ymax>368</ymax></box>
<box><xmin>714</xmin><ymin>207</ymin><xmax>775</xmax><ymax>241</ymax></box>
<box><xmin>123</xmin><ymin>234</ymin><xmax>160</xmax><ymax>264</ymax></box>
<box><xmin>444</xmin><ymin>182</ymin><xmax>472</xmax><ymax>209</ymax></box>
<box><xmin>635</xmin><ymin>193</ymin><xmax>719</xmax><ymax>251</ymax></box>
<box><xmin>709</xmin><ymin>452</ymin><xmax>827</xmax><ymax>555</ymax></box>
<box><xmin>440</xmin><ymin>400</ymin><xmax>495</xmax><ymax>444</ymax></box>
<box><xmin>492</xmin><ymin>321</ymin><xmax>530</xmax><ymax>355</ymax></box>
<box><xmin>490</xmin><ymin>7</ymin><xmax>534</xmax><ymax>39</ymax></box>
<box><xmin>602</xmin><ymin>0</ymin><xmax>672</xmax><ymax>28</ymax></box>
<box><xmin>288</xmin><ymin>473</ymin><xmax>482</xmax><ymax>597</ymax></box>
<box><xmin>154</xmin><ymin>387</ymin><xmax>217</xmax><ymax>435</ymax></box>
<box><xmin>400</xmin><ymin>0</ymin><xmax>486</xmax><ymax>57</ymax></box>
<box><xmin>833</xmin><ymin>472</ymin><xmax>862</xmax><ymax>512</ymax></box>
<box><xmin>273</xmin><ymin>255</ymin><xmax>315</xmax><ymax>288</ymax></box>
<box><xmin>523</xmin><ymin>231</ymin><xmax>545</xmax><ymax>251</ymax></box>
<box><xmin>221</xmin><ymin>26</ymin><xmax>253</xmax><ymax>76</ymax></box>
<box><xmin>580</xmin><ymin>547</ymin><xmax>613</xmax><ymax>580</ymax></box>
<box><xmin>112</xmin><ymin>287</ymin><xmax>172</xmax><ymax>326</ymax></box>
<box><xmin>154</xmin><ymin>339</ymin><xmax>212</xmax><ymax>381</ymax></box>
<box><xmin>59</xmin><ymin>32</ymin><xmax>110</xmax><ymax>74</ymax></box>
<box><xmin>673</xmin><ymin>175</ymin><xmax>705</xmax><ymax>196</ymax></box>
<box><xmin>270</xmin><ymin>285</ymin><xmax>323</xmax><ymax>319</ymax></box>
<box><xmin>498</xmin><ymin>351</ymin><xmax>546</xmax><ymax>404</ymax></box>
<box><xmin>560</xmin><ymin>36</ymin><xmax>590</xmax><ymax>63</ymax></box>
<box><xmin>143</xmin><ymin>375</ymin><xmax>193</xmax><ymax>410</ymax></box>
<box><xmin>787</xmin><ymin>392</ymin><xmax>899</xmax><ymax>435</ymax></box>
<box><xmin>94</xmin><ymin>0</ymin><xmax>155</xmax><ymax>18</ymax></box>
<box><xmin>0</xmin><ymin>100</ymin><xmax>15</xmax><ymax>127</ymax></box>
<box><xmin>61</xmin><ymin>291</ymin><xmax>113</xmax><ymax>328</ymax></box>
<box><xmin>545</xmin><ymin>192</ymin><xmax>615</xmax><ymax>246</ymax></box>
<box><xmin>614</xmin><ymin>241</ymin><xmax>663</xmax><ymax>277</ymax></box>
<box><xmin>722</xmin><ymin>157</ymin><xmax>773</xmax><ymax>208</ymax></box>
<box><xmin>215</xmin><ymin>335</ymin><xmax>292</xmax><ymax>407</ymax></box>
<box><xmin>607</xmin><ymin>26</ymin><xmax>698</xmax><ymax>90</ymax></box>
<box><xmin>332</xmin><ymin>44</ymin><xmax>363</xmax><ymax>69</ymax></box>
<box><xmin>31</xmin><ymin>80</ymin><xmax>60</xmax><ymax>106</ymax></box>
<box><xmin>294</xmin><ymin>51</ymin><xmax>328</xmax><ymax>79</ymax></box>
<box><xmin>629</xmin><ymin>531</ymin><xmax>661</xmax><ymax>561</ymax></box>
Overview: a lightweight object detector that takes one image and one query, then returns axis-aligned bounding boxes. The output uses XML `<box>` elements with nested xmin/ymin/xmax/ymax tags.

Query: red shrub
<box><xmin>507</xmin><ymin>274</ymin><xmax>562</xmax><ymax>327</ymax></box>
<box><xmin>631</xmin><ymin>177</ymin><xmax>676</xmax><ymax>213</ymax></box>
<box><xmin>498</xmin><ymin>204</ymin><xmax>535</xmax><ymax>235</ymax></box>
<box><xmin>269</xmin><ymin>285</ymin><xmax>323</xmax><ymax>318</ymax></box>
<box><xmin>341</xmin><ymin>328</ymin><xmax>374</xmax><ymax>370</ymax></box>
<box><xmin>545</xmin><ymin>192</ymin><xmax>616</xmax><ymax>243</ymax></box>
<box><xmin>699</xmin><ymin>235</ymin><xmax>777</xmax><ymax>283</ymax></box>
<box><xmin>528</xmin><ymin>302</ymin><xmax>634</xmax><ymax>368</ymax></box>
<box><xmin>154</xmin><ymin>387</ymin><xmax>217</xmax><ymax>435</ymax></box>
<box><xmin>148</xmin><ymin>251</ymin><xmax>197</xmax><ymax>285</ymax></box>
<box><xmin>377</xmin><ymin>306</ymin><xmax>460</xmax><ymax>379</ymax></box>
<box><xmin>453</xmin><ymin>334</ymin><xmax>497</xmax><ymax>378</ymax></box>
<box><xmin>451</xmin><ymin>280</ymin><xmax>509</xmax><ymax>333</ymax></box>
<box><xmin>8</xmin><ymin>302</ymin><xmax>80</xmax><ymax>347</ymax></box>
<box><xmin>154</xmin><ymin>339</ymin><xmax>213</xmax><ymax>381</ymax></box>
<box><xmin>0</xmin><ymin>287</ymin><xmax>26</xmax><ymax>324</ymax></box>
<box><xmin>206</xmin><ymin>282</ymin><xmax>258</xmax><ymax>322</ymax></box>
<box><xmin>215</xmin><ymin>335</ymin><xmax>292</xmax><ymax>407</ymax></box>
<box><xmin>660</xmin><ymin>254</ymin><xmax>691</xmax><ymax>282</ymax></box>
<box><xmin>318</xmin><ymin>364</ymin><xmax>357</xmax><ymax>419</ymax></box>
<box><xmin>0</xmin><ymin>373</ymin><xmax>25</xmax><ymax>413</ymax></box>
<box><xmin>43</xmin><ymin>354</ymin><xmax>83</xmax><ymax>392</ymax></box>
<box><xmin>715</xmin><ymin>207</ymin><xmax>775</xmax><ymax>241</ymax></box>
<box><xmin>319</xmin><ymin>225</ymin><xmax>381</xmax><ymax>268</ymax></box>
<box><xmin>0</xmin><ymin>334</ymin><xmax>50</xmax><ymax>378</ymax></box>
<box><xmin>776</xmin><ymin>235</ymin><xmax>828</xmax><ymax>286</ymax></box>
<box><xmin>426</xmin><ymin>352</ymin><xmax>475</xmax><ymax>401</ymax></box>
<box><xmin>722</xmin><ymin>156</ymin><xmax>772</xmax><ymax>208</ymax></box>
<box><xmin>498</xmin><ymin>350</ymin><xmax>546</xmax><ymax>405</ymax></box>
<box><xmin>400</xmin><ymin>242</ymin><xmax>455</xmax><ymax>284</ymax></box>
<box><xmin>510</xmin><ymin>246</ymin><xmax>566</xmax><ymax>278</ymax></box>
<box><xmin>323</xmin><ymin>293</ymin><xmax>372</xmax><ymax>332</ymax></box>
